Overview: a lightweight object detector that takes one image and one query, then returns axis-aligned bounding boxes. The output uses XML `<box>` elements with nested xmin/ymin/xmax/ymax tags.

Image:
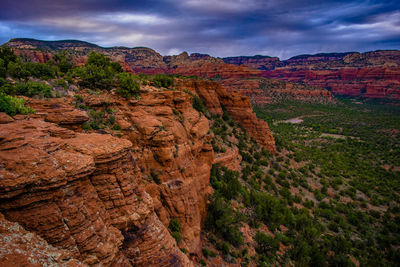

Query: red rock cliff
<box><xmin>224</xmin><ymin>51</ymin><xmax>400</xmax><ymax>101</ymax></box>
<box><xmin>2</xmin><ymin>77</ymin><xmax>256</xmax><ymax>265</ymax></box>
<box><xmin>0</xmin><ymin>114</ymin><xmax>193</xmax><ymax>266</ymax></box>
<box><xmin>176</xmin><ymin>79</ymin><xmax>276</xmax><ymax>153</ymax></box>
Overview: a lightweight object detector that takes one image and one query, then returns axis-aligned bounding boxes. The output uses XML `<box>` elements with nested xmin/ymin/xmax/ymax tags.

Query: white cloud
<box><xmin>98</xmin><ymin>12</ymin><xmax>169</xmax><ymax>25</ymax></box>
<box><xmin>182</xmin><ymin>0</ymin><xmax>259</xmax><ymax>13</ymax></box>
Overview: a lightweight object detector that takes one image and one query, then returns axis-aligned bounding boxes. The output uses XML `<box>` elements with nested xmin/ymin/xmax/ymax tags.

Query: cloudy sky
<box><xmin>0</xmin><ymin>0</ymin><xmax>399</xmax><ymax>59</ymax></box>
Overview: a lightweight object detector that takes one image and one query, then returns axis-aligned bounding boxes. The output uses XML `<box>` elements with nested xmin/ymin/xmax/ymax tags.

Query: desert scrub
<box><xmin>0</xmin><ymin>93</ymin><xmax>34</xmax><ymax>116</ymax></box>
<box><xmin>150</xmin><ymin>169</ymin><xmax>161</xmax><ymax>184</ymax></box>
<box><xmin>151</xmin><ymin>74</ymin><xmax>174</xmax><ymax>88</ymax></box>
<box><xmin>116</xmin><ymin>72</ymin><xmax>140</xmax><ymax>98</ymax></box>
<box><xmin>168</xmin><ymin>218</ymin><xmax>182</xmax><ymax>243</ymax></box>
<box><xmin>73</xmin><ymin>51</ymin><xmax>122</xmax><ymax>90</ymax></box>
<box><xmin>1</xmin><ymin>81</ymin><xmax>53</xmax><ymax>98</ymax></box>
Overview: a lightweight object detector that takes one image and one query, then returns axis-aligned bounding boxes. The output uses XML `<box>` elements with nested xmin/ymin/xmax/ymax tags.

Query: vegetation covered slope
<box><xmin>200</xmin><ymin>98</ymin><xmax>399</xmax><ymax>266</ymax></box>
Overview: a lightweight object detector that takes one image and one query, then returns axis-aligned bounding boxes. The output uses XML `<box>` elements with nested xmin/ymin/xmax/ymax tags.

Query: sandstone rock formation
<box><xmin>114</xmin><ymin>88</ymin><xmax>214</xmax><ymax>256</ymax></box>
<box><xmin>215</xmin><ymin>84</ymin><xmax>276</xmax><ymax>153</ymax></box>
<box><xmin>0</xmin><ymin>40</ymin><xmax>283</xmax><ymax>265</ymax></box>
<box><xmin>175</xmin><ymin>79</ymin><xmax>276</xmax><ymax>153</ymax></box>
<box><xmin>7</xmin><ymin>38</ymin><xmax>400</xmax><ymax>102</ymax></box>
<box><xmin>0</xmin><ymin>213</ymin><xmax>86</xmax><ymax>266</ymax></box>
<box><xmin>4</xmin><ymin>38</ymin><xmax>335</xmax><ymax>104</ymax></box>
<box><xmin>0</xmin><ymin>73</ymin><xmax>277</xmax><ymax>264</ymax></box>
<box><xmin>213</xmin><ymin>147</ymin><xmax>242</xmax><ymax>171</ymax></box>
<box><xmin>224</xmin><ymin>51</ymin><xmax>400</xmax><ymax>101</ymax></box>
<box><xmin>223</xmin><ymin>55</ymin><xmax>283</xmax><ymax>70</ymax></box>
<box><xmin>0</xmin><ymin>115</ymin><xmax>191</xmax><ymax>266</ymax></box>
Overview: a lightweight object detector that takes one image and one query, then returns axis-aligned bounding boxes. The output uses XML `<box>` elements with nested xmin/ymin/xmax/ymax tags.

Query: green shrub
<box><xmin>169</xmin><ymin>218</ymin><xmax>182</xmax><ymax>243</ymax></box>
<box><xmin>0</xmin><ymin>59</ymin><xmax>6</xmax><ymax>78</ymax></box>
<box><xmin>205</xmin><ymin>195</ymin><xmax>244</xmax><ymax>246</ymax></box>
<box><xmin>192</xmin><ymin>95</ymin><xmax>207</xmax><ymax>115</ymax></box>
<box><xmin>7</xmin><ymin>60</ymin><xmax>57</xmax><ymax>80</ymax></box>
<box><xmin>216</xmin><ymin>241</ymin><xmax>230</xmax><ymax>255</ymax></box>
<box><xmin>151</xmin><ymin>74</ymin><xmax>174</xmax><ymax>88</ymax></box>
<box><xmin>202</xmin><ymin>248</ymin><xmax>217</xmax><ymax>258</ymax></box>
<box><xmin>82</xmin><ymin>122</ymin><xmax>92</xmax><ymax>130</ymax></box>
<box><xmin>111</xmin><ymin>124</ymin><xmax>121</xmax><ymax>130</ymax></box>
<box><xmin>0</xmin><ymin>93</ymin><xmax>34</xmax><ymax>116</ymax></box>
<box><xmin>0</xmin><ymin>46</ymin><xmax>17</xmax><ymax>67</ymax></box>
<box><xmin>210</xmin><ymin>165</ymin><xmax>242</xmax><ymax>200</ymax></box>
<box><xmin>7</xmin><ymin>60</ymin><xmax>30</xmax><ymax>79</ymax></box>
<box><xmin>169</xmin><ymin>218</ymin><xmax>181</xmax><ymax>233</ymax></box>
<box><xmin>150</xmin><ymin>169</ymin><xmax>161</xmax><ymax>184</ymax></box>
<box><xmin>116</xmin><ymin>72</ymin><xmax>140</xmax><ymax>98</ymax></box>
<box><xmin>0</xmin><ymin>82</ymin><xmax>17</xmax><ymax>95</ymax></box>
<box><xmin>255</xmin><ymin>232</ymin><xmax>280</xmax><ymax>255</ymax></box>
<box><xmin>171</xmin><ymin>231</ymin><xmax>182</xmax><ymax>243</ymax></box>
<box><xmin>53</xmin><ymin>51</ymin><xmax>73</xmax><ymax>73</ymax></box>
<box><xmin>15</xmin><ymin>81</ymin><xmax>52</xmax><ymax>98</ymax></box>
<box><xmin>74</xmin><ymin>51</ymin><xmax>122</xmax><ymax>90</ymax></box>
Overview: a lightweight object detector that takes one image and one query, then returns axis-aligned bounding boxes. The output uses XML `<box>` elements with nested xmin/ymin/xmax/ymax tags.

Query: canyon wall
<box><xmin>223</xmin><ymin>51</ymin><xmax>400</xmax><ymax>101</ymax></box>
<box><xmin>175</xmin><ymin>79</ymin><xmax>276</xmax><ymax>153</ymax></box>
<box><xmin>0</xmin><ymin>115</ymin><xmax>191</xmax><ymax>266</ymax></box>
<box><xmin>4</xmin><ymin>38</ymin><xmax>335</xmax><ymax>104</ymax></box>
<box><xmin>0</xmin><ymin>72</ymin><xmax>275</xmax><ymax>265</ymax></box>
<box><xmin>7</xmin><ymin>38</ymin><xmax>400</xmax><ymax>101</ymax></box>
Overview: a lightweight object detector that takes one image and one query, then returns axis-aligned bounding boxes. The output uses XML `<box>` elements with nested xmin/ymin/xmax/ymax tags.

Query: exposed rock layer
<box><xmin>175</xmin><ymin>79</ymin><xmax>276</xmax><ymax>153</ymax></box>
<box><xmin>1</xmin><ymin>76</ymin><xmax>268</xmax><ymax>265</ymax></box>
<box><xmin>0</xmin><ymin>213</ymin><xmax>86</xmax><ymax>267</ymax></box>
<box><xmin>223</xmin><ymin>51</ymin><xmax>400</xmax><ymax>101</ymax></box>
<box><xmin>0</xmin><ymin>116</ymin><xmax>191</xmax><ymax>266</ymax></box>
<box><xmin>4</xmin><ymin>38</ymin><xmax>335</xmax><ymax>104</ymax></box>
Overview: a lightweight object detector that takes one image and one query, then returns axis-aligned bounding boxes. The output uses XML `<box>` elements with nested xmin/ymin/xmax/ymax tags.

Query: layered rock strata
<box><xmin>0</xmin><ymin>115</ymin><xmax>191</xmax><ymax>266</ymax></box>
<box><xmin>223</xmin><ymin>51</ymin><xmax>400</xmax><ymax>101</ymax></box>
<box><xmin>176</xmin><ymin>79</ymin><xmax>276</xmax><ymax>153</ymax></box>
<box><xmin>4</xmin><ymin>38</ymin><xmax>335</xmax><ymax>104</ymax></box>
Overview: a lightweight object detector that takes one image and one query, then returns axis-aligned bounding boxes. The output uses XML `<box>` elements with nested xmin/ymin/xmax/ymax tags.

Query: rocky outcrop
<box><xmin>165</xmin><ymin>52</ymin><xmax>262</xmax><ymax>79</ymax></box>
<box><xmin>0</xmin><ymin>213</ymin><xmax>86</xmax><ymax>266</ymax></box>
<box><xmin>224</xmin><ymin>51</ymin><xmax>400</xmax><ymax>101</ymax></box>
<box><xmin>175</xmin><ymin>79</ymin><xmax>276</xmax><ymax>153</ymax></box>
<box><xmin>216</xmin><ymin>86</ymin><xmax>276</xmax><ymax>153</ymax></box>
<box><xmin>223</xmin><ymin>55</ymin><xmax>283</xmax><ymax>70</ymax></box>
<box><xmin>213</xmin><ymin>147</ymin><xmax>242</xmax><ymax>171</ymax></box>
<box><xmin>114</xmin><ymin>88</ymin><xmax>214</xmax><ymax>256</ymax></box>
<box><xmin>0</xmin><ymin>76</ymin><xmax>273</xmax><ymax>265</ymax></box>
<box><xmin>0</xmin><ymin>38</ymin><xmax>281</xmax><ymax>265</ymax></box>
<box><xmin>262</xmin><ymin>67</ymin><xmax>400</xmax><ymax>100</ymax></box>
<box><xmin>25</xmin><ymin>98</ymin><xmax>90</xmax><ymax>126</ymax></box>
<box><xmin>0</xmin><ymin>117</ymin><xmax>190</xmax><ymax>266</ymax></box>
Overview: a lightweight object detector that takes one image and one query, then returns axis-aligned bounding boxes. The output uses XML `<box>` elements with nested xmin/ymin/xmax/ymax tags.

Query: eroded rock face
<box><xmin>262</xmin><ymin>67</ymin><xmax>400</xmax><ymax>100</ymax></box>
<box><xmin>113</xmin><ymin>89</ymin><xmax>214</xmax><ymax>256</ymax></box>
<box><xmin>223</xmin><ymin>55</ymin><xmax>283</xmax><ymax>70</ymax></box>
<box><xmin>213</xmin><ymin>147</ymin><xmax>242</xmax><ymax>171</ymax></box>
<box><xmin>1</xmin><ymin>38</ymin><xmax>279</xmax><ymax>264</ymax></box>
<box><xmin>4</xmin><ymin>38</ymin><xmax>334</xmax><ymax>104</ymax></box>
<box><xmin>216</xmin><ymin>86</ymin><xmax>276</xmax><ymax>153</ymax></box>
<box><xmin>224</xmin><ymin>51</ymin><xmax>400</xmax><ymax>101</ymax></box>
<box><xmin>0</xmin><ymin>213</ymin><xmax>86</xmax><ymax>267</ymax></box>
<box><xmin>176</xmin><ymin>79</ymin><xmax>276</xmax><ymax>153</ymax></box>
<box><xmin>0</xmin><ymin>118</ymin><xmax>190</xmax><ymax>266</ymax></box>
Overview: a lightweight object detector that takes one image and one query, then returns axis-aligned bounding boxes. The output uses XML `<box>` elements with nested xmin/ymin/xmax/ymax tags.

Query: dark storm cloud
<box><xmin>0</xmin><ymin>0</ymin><xmax>399</xmax><ymax>58</ymax></box>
